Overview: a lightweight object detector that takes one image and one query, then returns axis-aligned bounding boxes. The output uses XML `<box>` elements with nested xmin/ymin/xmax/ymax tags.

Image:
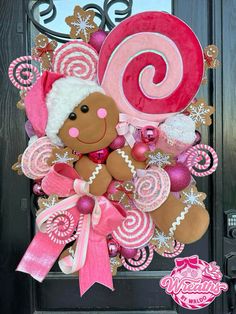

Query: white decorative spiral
<box><xmin>112</xmin><ymin>208</ymin><xmax>154</xmax><ymax>248</ymax></box>
<box><xmin>21</xmin><ymin>137</ymin><xmax>55</xmax><ymax>179</ymax></box>
<box><xmin>52</xmin><ymin>41</ymin><xmax>98</xmax><ymax>80</ymax></box>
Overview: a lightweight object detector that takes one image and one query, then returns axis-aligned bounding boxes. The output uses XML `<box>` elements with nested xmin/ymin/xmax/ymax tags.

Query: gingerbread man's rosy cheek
<box><xmin>97</xmin><ymin>108</ymin><xmax>107</xmax><ymax>119</ymax></box>
<box><xmin>69</xmin><ymin>127</ymin><xmax>79</xmax><ymax>138</ymax></box>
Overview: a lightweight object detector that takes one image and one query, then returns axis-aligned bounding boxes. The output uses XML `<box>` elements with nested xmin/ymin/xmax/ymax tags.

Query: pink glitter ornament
<box><xmin>164</xmin><ymin>163</ymin><xmax>191</xmax><ymax>192</ymax></box>
<box><xmin>193</xmin><ymin>130</ymin><xmax>202</xmax><ymax>145</ymax></box>
<box><xmin>109</xmin><ymin>135</ymin><xmax>126</xmax><ymax>150</ymax></box>
<box><xmin>88</xmin><ymin>147</ymin><xmax>110</xmax><ymax>164</ymax></box>
<box><xmin>76</xmin><ymin>195</ymin><xmax>95</xmax><ymax>214</ymax></box>
<box><xmin>120</xmin><ymin>247</ymin><xmax>138</xmax><ymax>259</ymax></box>
<box><xmin>32</xmin><ymin>182</ymin><xmax>45</xmax><ymax>196</ymax></box>
<box><xmin>131</xmin><ymin>142</ymin><xmax>149</xmax><ymax>162</ymax></box>
<box><xmin>141</xmin><ymin>126</ymin><xmax>159</xmax><ymax>144</ymax></box>
<box><xmin>107</xmin><ymin>238</ymin><xmax>120</xmax><ymax>257</ymax></box>
<box><xmin>89</xmin><ymin>29</ymin><xmax>107</xmax><ymax>52</ymax></box>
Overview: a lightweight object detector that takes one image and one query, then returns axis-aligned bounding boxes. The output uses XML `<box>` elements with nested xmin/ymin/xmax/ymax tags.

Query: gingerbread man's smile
<box><xmin>76</xmin><ymin>119</ymin><xmax>107</xmax><ymax>145</ymax></box>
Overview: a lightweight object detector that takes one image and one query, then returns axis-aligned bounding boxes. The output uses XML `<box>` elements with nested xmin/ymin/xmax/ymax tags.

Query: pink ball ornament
<box><xmin>88</xmin><ymin>29</ymin><xmax>107</xmax><ymax>52</ymax></box>
<box><xmin>131</xmin><ymin>142</ymin><xmax>149</xmax><ymax>162</ymax></box>
<box><xmin>76</xmin><ymin>195</ymin><xmax>95</xmax><ymax>214</ymax></box>
<box><xmin>107</xmin><ymin>180</ymin><xmax>121</xmax><ymax>195</ymax></box>
<box><xmin>164</xmin><ymin>163</ymin><xmax>191</xmax><ymax>192</ymax></box>
<box><xmin>33</xmin><ymin>182</ymin><xmax>45</xmax><ymax>196</ymax></box>
<box><xmin>193</xmin><ymin>130</ymin><xmax>202</xmax><ymax>146</ymax></box>
<box><xmin>120</xmin><ymin>247</ymin><xmax>138</xmax><ymax>259</ymax></box>
<box><xmin>109</xmin><ymin>135</ymin><xmax>126</xmax><ymax>150</ymax></box>
<box><xmin>107</xmin><ymin>238</ymin><xmax>120</xmax><ymax>257</ymax></box>
<box><xmin>88</xmin><ymin>147</ymin><xmax>110</xmax><ymax>164</ymax></box>
<box><xmin>141</xmin><ymin>126</ymin><xmax>159</xmax><ymax>144</ymax></box>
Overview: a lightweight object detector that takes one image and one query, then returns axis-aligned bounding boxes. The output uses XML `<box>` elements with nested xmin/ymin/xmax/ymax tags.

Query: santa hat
<box><xmin>25</xmin><ymin>71</ymin><xmax>104</xmax><ymax>146</ymax></box>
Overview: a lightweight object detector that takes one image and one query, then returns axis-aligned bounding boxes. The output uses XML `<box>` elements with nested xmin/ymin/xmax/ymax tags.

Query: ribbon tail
<box><xmin>79</xmin><ymin>229</ymin><xmax>113</xmax><ymax>296</ymax></box>
<box><xmin>16</xmin><ymin>232</ymin><xmax>65</xmax><ymax>282</ymax></box>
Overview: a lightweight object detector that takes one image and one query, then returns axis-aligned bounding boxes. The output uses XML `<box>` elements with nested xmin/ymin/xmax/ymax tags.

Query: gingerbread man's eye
<box><xmin>68</xmin><ymin>112</ymin><xmax>77</xmax><ymax>120</ymax></box>
<box><xmin>80</xmin><ymin>105</ymin><xmax>89</xmax><ymax>113</ymax></box>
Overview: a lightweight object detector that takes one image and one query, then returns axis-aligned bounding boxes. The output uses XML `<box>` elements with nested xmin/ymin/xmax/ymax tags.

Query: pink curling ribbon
<box><xmin>175</xmin><ymin>255</ymin><xmax>199</xmax><ymax>271</ymax></box>
<box><xmin>116</xmin><ymin>113</ymin><xmax>159</xmax><ymax>147</ymax></box>
<box><xmin>17</xmin><ymin>163</ymin><xmax>125</xmax><ymax>296</ymax></box>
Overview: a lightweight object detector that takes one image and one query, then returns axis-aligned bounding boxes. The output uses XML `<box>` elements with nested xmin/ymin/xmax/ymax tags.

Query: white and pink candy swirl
<box><xmin>52</xmin><ymin>41</ymin><xmax>98</xmax><ymax>81</ymax></box>
<box><xmin>98</xmin><ymin>12</ymin><xmax>204</xmax><ymax>122</ymax></box>
<box><xmin>134</xmin><ymin>169</ymin><xmax>170</xmax><ymax>212</ymax></box>
<box><xmin>21</xmin><ymin>137</ymin><xmax>55</xmax><ymax>180</ymax></box>
<box><xmin>112</xmin><ymin>208</ymin><xmax>154</xmax><ymax>249</ymax></box>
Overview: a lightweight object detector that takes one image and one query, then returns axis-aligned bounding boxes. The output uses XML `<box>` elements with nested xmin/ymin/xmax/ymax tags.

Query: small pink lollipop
<box><xmin>8</xmin><ymin>56</ymin><xmax>41</xmax><ymax>90</ymax></box>
<box><xmin>121</xmin><ymin>244</ymin><xmax>154</xmax><ymax>271</ymax></box>
<box><xmin>186</xmin><ymin>144</ymin><xmax>218</xmax><ymax>177</ymax></box>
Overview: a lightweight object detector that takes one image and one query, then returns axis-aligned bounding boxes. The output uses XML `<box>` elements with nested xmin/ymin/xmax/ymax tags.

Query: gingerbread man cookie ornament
<box><xmin>32</xmin><ymin>34</ymin><xmax>57</xmax><ymax>71</ymax></box>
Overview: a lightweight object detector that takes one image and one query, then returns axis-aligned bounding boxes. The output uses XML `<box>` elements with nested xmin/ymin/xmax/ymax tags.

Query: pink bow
<box><xmin>175</xmin><ymin>255</ymin><xmax>199</xmax><ymax>271</ymax></box>
<box><xmin>17</xmin><ymin>163</ymin><xmax>125</xmax><ymax>296</ymax></box>
<box><xmin>116</xmin><ymin>113</ymin><xmax>159</xmax><ymax>147</ymax></box>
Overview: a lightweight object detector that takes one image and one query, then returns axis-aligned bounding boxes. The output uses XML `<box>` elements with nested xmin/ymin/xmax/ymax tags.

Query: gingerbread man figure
<box><xmin>32</xmin><ymin>34</ymin><xmax>58</xmax><ymax>71</ymax></box>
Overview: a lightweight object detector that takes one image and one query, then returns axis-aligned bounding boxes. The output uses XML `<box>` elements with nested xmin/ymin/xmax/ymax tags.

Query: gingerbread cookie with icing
<box><xmin>106</xmin><ymin>146</ymin><xmax>146</xmax><ymax>181</ymax></box>
<box><xmin>58</xmin><ymin>92</ymin><xmax>119</xmax><ymax>154</ymax></box>
<box><xmin>150</xmin><ymin>194</ymin><xmax>209</xmax><ymax>244</ymax></box>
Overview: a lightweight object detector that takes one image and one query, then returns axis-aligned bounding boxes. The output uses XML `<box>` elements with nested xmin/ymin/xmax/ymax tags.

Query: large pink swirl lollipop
<box><xmin>98</xmin><ymin>12</ymin><xmax>204</xmax><ymax>122</ymax></box>
<box><xmin>52</xmin><ymin>41</ymin><xmax>98</xmax><ymax>80</ymax></box>
<box><xmin>8</xmin><ymin>56</ymin><xmax>41</xmax><ymax>90</ymax></box>
<box><xmin>21</xmin><ymin>137</ymin><xmax>56</xmax><ymax>179</ymax></box>
<box><xmin>134</xmin><ymin>169</ymin><xmax>170</xmax><ymax>212</ymax></box>
<box><xmin>112</xmin><ymin>208</ymin><xmax>155</xmax><ymax>248</ymax></box>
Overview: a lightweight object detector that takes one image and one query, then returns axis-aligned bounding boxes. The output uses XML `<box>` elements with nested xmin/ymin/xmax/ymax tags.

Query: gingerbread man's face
<box><xmin>58</xmin><ymin>92</ymin><xmax>119</xmax><ymax>154</ymax></box>
<box><xmin>35</xmin><ymin>34</ymin><xmax>49</xmax><ymax>48</ymax></box>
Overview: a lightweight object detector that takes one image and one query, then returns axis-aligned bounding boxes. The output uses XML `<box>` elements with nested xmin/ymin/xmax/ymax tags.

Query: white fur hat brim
<box><xmin>45</xmin><ymin>76</ymin><xmax>104</xmax><ymax>146</ymax></box>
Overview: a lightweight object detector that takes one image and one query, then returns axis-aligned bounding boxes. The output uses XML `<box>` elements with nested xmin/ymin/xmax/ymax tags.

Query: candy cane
<box><xmin>134</xmin><ymin>168</ymin><xmax>170</xmax><ymax>212</ymax></box>
<box><xmin>8</xmin><ymin>56</ymin><xmax>41</xmax><ymax>90</ymax></box>
<box><xmin>186</xmin><ymin>144</ymin><xmax>218</xmax><ymax>177</ymax></box>
<box><xmin>121</xmin><ymin>244</ymin><xmax>154</xmax><ymax>271</ymax></box>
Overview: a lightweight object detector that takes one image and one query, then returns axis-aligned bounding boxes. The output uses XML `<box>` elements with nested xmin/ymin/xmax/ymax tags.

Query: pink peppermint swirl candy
<box><xmin>8</xmin><ymin>56</ymin><xmax>41</xmax><ymax>90</ymax></box>
<box><xmin>52</xmin><ymin>41</ymin><xmax>98</xmax><ymax>80</ymax></box>
<box><xmin>157</xmin><ymin>240</ymin><xmax>185</xmax><ymax>258</ymax></box>
<box><xmin>46</xmin><ymin>210</ymin><xmax>83</xmax><ymax>245</ymax></box>
<box><xmin>112</xmin><ymin>208</ymin><xmax>155</xmax><ymax>248</ymax></box>
<box><xmin>121</xmin><ymin>244</ymin><xmax>154</xmax><ymax>271</ymax></box>
<box><xmin>98</xmin><ymin>12</ymin><xmax>204</xmax><ymax>122</ymax></box>
<box><xmin>186</xmin><ymin>144</ymin><xmax>218</xmax><ymax>177</ymax></box>
<box><xmin>134</xmin><ymin>169</ymin><xmax>170</xmax><ymax>212</ymax></box>
<box><xmin>21</xmin><ymin>137</ymin><xmax>56</xmax><ymax>179</ymax></box>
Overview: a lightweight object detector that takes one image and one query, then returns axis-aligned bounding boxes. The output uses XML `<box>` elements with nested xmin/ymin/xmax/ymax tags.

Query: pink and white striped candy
<box><xmin>186</xmin><ymin>144</ymin><xmax>218</xmax><ymax>177</ymax></box>
<box><xmin>155</xmin><ymin>240</ymin><xmax>185</xmax><ymax>258</ymax></box>
<box><xmin>134</xmin><ymin>168</ymin><xmax>170</xmax><ymax>212</ymax></box>
<box><xmin>46</xmin><ymin>210</ymin><xmax>83</xmax><ymax>245</ymax></box>
<box><xmin>121</xmin><ymin>244</ymin><xmax>154</xmax><ymax>271</ymax></box>
<box><xmin>8</xmin><ymin>56</ymin><xmax>41</xmax><ymax>90</ymax></box>
<box><xmin>112</xmin><ymin>208</ymin><xmax>155</xmax><ymax>249</ymax></box>
<box><xmin>52</xmin><ymin>41</ymin><xmax>98</xmax><ymax>80</ymax></box>
<box><xmin>21</xmin><ymin>137</ymin><xmax>56</xmax><ymax>180</ymax></box>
